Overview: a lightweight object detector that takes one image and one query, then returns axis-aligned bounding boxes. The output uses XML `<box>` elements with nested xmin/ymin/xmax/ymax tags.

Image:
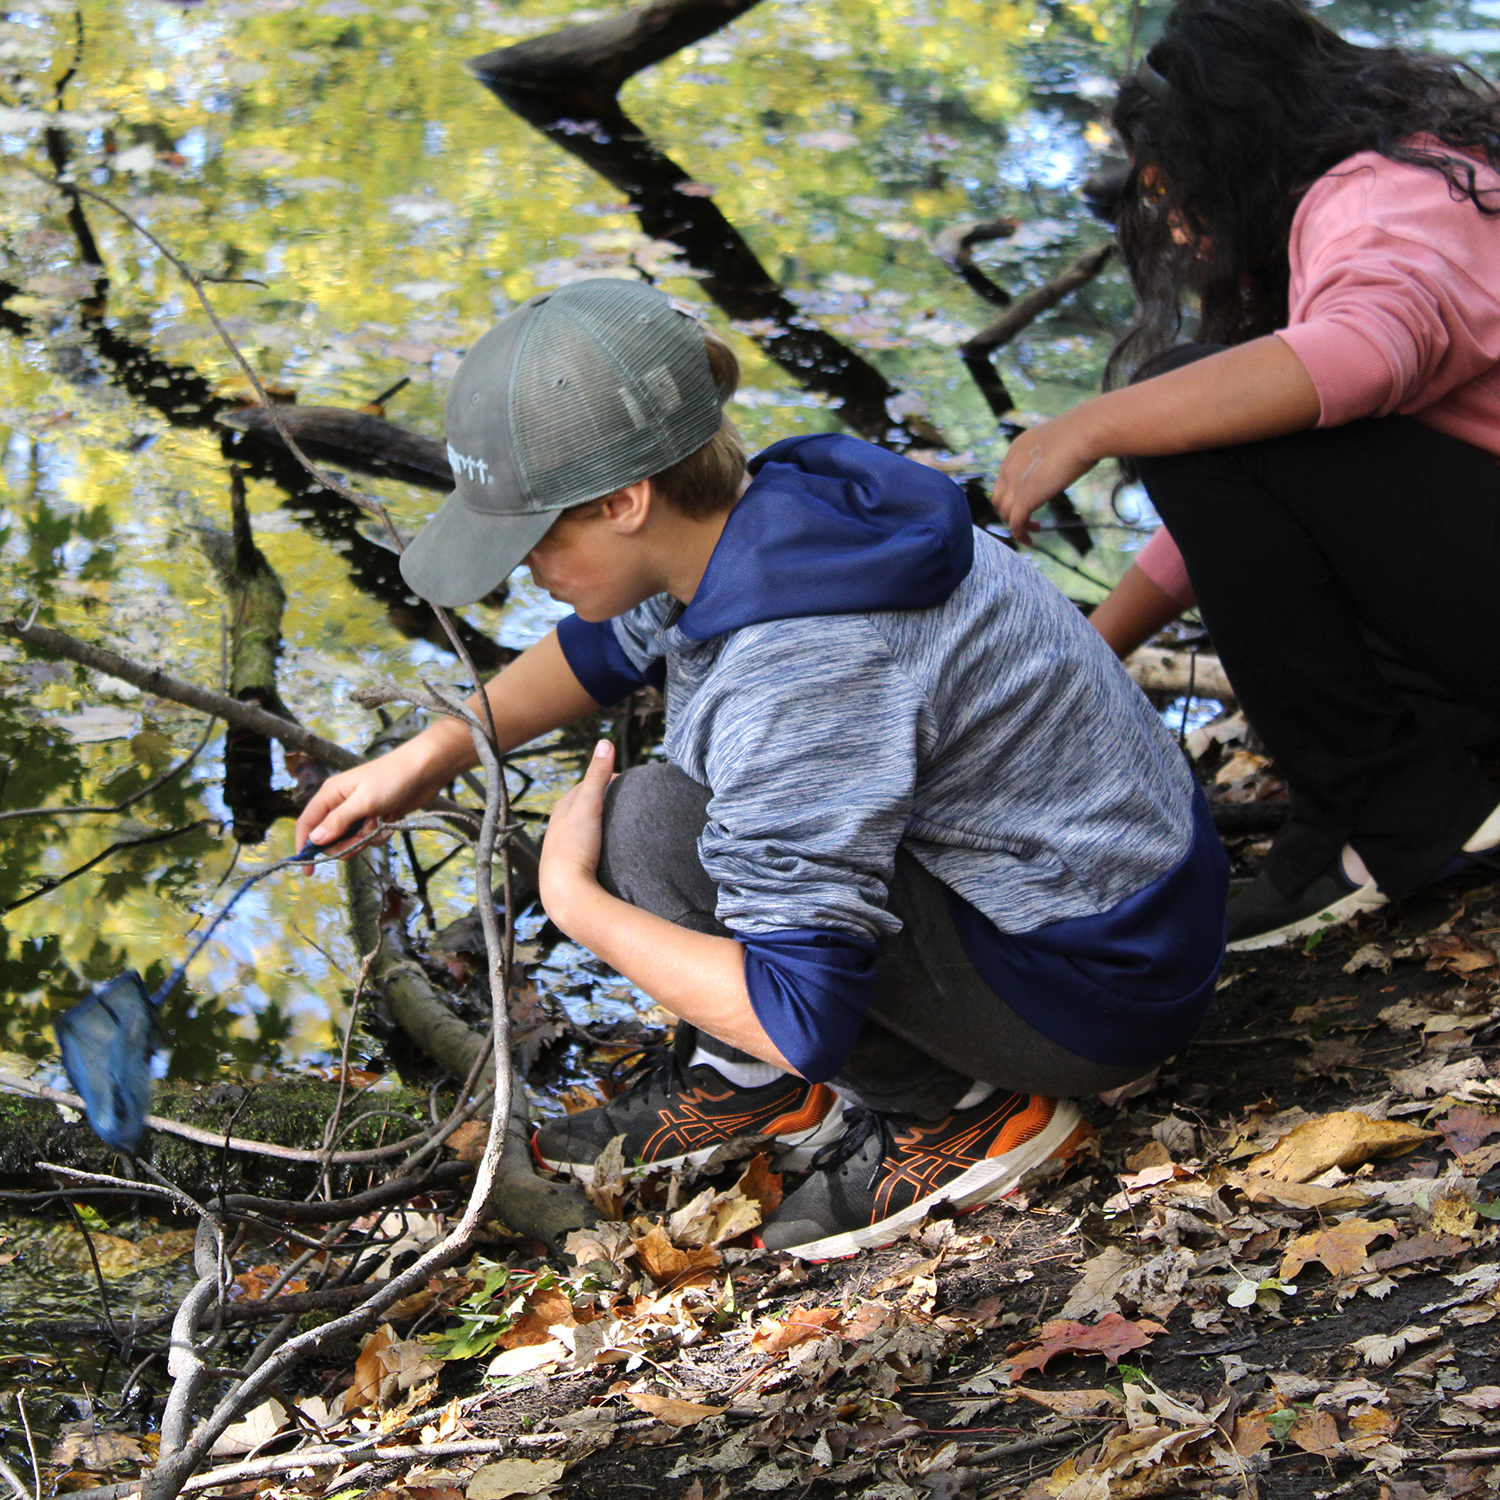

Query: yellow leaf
<box><xmin>1279</xmin><ymin>1219</ymin><xmax>1397</xmax><ymax>1279</ymax></box>
<box><xmin>1250</xmin><ymin>1112</ymin><xmax>1434</xmax><ymax>1182</ymax></box>
<box><xmin>624</xmin><ymin>1391</ymin><xmax>728</xmax><ymax>1427</ymax></box>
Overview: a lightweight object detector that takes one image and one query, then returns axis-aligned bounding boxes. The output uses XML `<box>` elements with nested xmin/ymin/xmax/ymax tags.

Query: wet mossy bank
<box><xmin>0</xmin><ymin>1079</ymin><xmax>438</xmax><ymax>1199</ymax></box>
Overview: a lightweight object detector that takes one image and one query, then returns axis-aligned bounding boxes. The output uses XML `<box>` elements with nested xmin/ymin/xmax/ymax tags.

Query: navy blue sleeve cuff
<box><xmin>739</xmin><ymin>927</ymin><xmax>879</xmax><ymax>1083</ymax></box>
<box><xmin>556</xmin><ymin>613</ymin><xmax>655</xmax><ymax>707</ymax></box>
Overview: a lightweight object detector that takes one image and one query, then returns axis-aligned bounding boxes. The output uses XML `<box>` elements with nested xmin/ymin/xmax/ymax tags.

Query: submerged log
<box><xmin>1124</xmin><ymin>646</ymin><xmax>1234</xmax><ymax>701</ymax></box>
<box><xmin>195</xmin><ymin>467</ymin><xmax>304</xmax><ymax>842</ymax></box>
<box><xmin>343</xmin><ymin>847</ymin><xmax>595</xmax><ymax>1251</ymax></box>
<box><xmin>218</xmin><ymin>406</ymin><xmax>452</xmax><ymax>492</ymax></box>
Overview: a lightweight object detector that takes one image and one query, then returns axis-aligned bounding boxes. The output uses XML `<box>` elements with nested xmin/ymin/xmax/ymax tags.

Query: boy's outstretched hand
<box><xmin>293</xmin><ymin>739</ymin><xmax>452</xmax><ymax>860</ymax></box>
<box><xmin>539</xmin><ymin>739</ymin><xmax>616</xmax><ymax>927</ymax></box>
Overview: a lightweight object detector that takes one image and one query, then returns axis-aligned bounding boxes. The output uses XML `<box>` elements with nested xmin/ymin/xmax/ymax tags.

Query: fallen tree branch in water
<box><xmin>931</xmin><ymin>217</ymin><xmax>1019</xmax><ymax>309</ymax></box>
<box><xmin>469</xmin><ymin>0</ymin><xmax>939</xmax><ymax>448</ymax></box>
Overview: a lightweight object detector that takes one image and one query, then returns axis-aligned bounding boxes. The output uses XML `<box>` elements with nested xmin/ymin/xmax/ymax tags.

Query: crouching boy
<box><xmin>296</xmin><ymin>278</ymin><xmax>1228</xmax><ymax>1259</ymax></box>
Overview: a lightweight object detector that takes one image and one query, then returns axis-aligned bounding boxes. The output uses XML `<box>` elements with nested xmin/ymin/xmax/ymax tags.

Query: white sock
<box><xmin>690</xmin><ymin>1046</ymin><xmax>783</xmax><ymax>1090</ymax></box>
<box><xmin>1464</xmin><ymin>801</ymin><xmax>1500</xmax><ymax>855</ymax></box>
<box><xmin>1340</xmin><ymin>844</ymin><xmax>1372</xmax><ymax>886</ymax></box>
<box><xmin>955</xmin><ymin>1080</ymin><xmax>996</xmax><ymax>1110</ymax></box>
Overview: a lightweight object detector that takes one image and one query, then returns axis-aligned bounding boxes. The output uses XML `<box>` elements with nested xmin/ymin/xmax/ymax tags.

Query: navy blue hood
<box><xmin>676</xmin><ymin>434</ymin><xmax>974</xmax><ymax>642</ymax></box>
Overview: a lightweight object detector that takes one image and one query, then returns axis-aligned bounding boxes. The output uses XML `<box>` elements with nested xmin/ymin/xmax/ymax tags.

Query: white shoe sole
<box><xmin>1225</xmin><ymin>879</ymin><xmax>1387</xmax><ymax>953</ymax></box>
<box><xmin>537</xmin><ymin>1096</ymin><xmax>847</xmax><ymax>1187</ymax></box>
<box><xmin>777</xmin><ymin>1100</ymin><xmax>1092</xmax><ymax>1263</ymax></box>
<box><xmin>1464</xmin><ymin>801</ymin><xmax>1500</xmax><ymax>855</ymax></box>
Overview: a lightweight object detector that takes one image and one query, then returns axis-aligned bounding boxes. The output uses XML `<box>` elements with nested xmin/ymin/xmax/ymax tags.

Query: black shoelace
<box><xmin>606</xmin><ymin>1044</ymin><xmax>692</xmax><ymax>1104</ymax></box>
<box><xmin>809</xmin><ymin>1105</ymin><xmax>896</xmax><ymax>1190</ymax></box>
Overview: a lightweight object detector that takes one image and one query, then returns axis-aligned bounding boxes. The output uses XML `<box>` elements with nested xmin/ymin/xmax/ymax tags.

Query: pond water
<box><xmin>0</xmin><ymin>0</ymin><xmax>1492</xmax><ymax>1091</ymax></box>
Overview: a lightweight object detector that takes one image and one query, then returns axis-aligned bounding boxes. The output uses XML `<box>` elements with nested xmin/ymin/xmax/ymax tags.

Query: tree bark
<box><xmin>343</xmin><ymin>849</ymin><xmax>595</xmax><ymax>1251</ymax></box>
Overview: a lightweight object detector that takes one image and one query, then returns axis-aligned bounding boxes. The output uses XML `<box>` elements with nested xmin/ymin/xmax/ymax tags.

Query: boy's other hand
<box><xmin>294</xmin><ymin>742</ymin><xmax>445</xmax><ymax>862</ymax></box>
<box><xmin>539</xmin><ymin>738</ymin><xmax>616</xmax><ymax>925</ymax></box>
<box><xmin>990</xmin><ymin>412</ymin><xmax>1099</xmax><ymax>547</ymax></box>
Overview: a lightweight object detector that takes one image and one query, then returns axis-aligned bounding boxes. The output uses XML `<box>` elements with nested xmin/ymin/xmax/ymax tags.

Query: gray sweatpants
<box><xmin>595</xmin><ymin>762</ymin><xmax>1150</xmax><ymax>1119</ymax></box>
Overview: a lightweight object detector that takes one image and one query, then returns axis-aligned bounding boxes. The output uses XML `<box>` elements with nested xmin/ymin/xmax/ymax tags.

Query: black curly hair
<box><xmin>1107</xmin><ymin>0</ymin><xmax>1500</xmax><ymax>386</ymax></box>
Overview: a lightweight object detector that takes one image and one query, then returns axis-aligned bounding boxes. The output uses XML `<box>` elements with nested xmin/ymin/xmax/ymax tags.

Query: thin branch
<box><xmin>1</xmin><ymin>818</ymin><xmax>212</xmax><ymax>914</ymax></box>
<box><xmin>962</xmin><ymin>242</ymin><xmax>1115</xmax><ymax>358</ymax></box>
<box><xmin>11</xmin><ymin>1083</ymin><xmax>433</xmax><ymax>1164</ymax></box>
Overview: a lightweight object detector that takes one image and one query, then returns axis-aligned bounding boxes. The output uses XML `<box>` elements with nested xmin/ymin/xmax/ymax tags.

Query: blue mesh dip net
<box><xmin>54</xmin><ymin>841</ymin><xmax>322</xmax><ymax>1151</ymax></box>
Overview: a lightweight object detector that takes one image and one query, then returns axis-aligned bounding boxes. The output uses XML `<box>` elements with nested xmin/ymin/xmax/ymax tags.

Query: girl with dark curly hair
<box><xmin>993</xmin><ymin>0</ymin><xmax>1500</xmax><ymax>950</ymax></box>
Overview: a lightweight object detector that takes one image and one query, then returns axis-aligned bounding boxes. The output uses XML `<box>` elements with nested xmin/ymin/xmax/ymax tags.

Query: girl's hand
<box><xmin>539</xmin><ymin>739</ymin><xmax>616</xmax><ymax>927</ymax></box>
<box><xmin>990</xmin><ymin>410</ymin><xmax>1103</xmax><ymax>547</ymax></box>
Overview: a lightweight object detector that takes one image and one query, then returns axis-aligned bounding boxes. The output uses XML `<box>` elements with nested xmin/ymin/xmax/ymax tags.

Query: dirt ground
<box><xmin>315</xmin><ymin>865</ymin><xmax>1500</xmax><ymax>1500</ymax></box>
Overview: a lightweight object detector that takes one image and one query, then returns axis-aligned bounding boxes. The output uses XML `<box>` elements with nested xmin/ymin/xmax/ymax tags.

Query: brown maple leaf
<box><xmin>1279</xmin><ymin>1217</ymin><xmax>1398</xmax><ymax>1279</ymax></box>
<box><xmin>1005</xmin><ymin>1312</ymin><xmax>1166</xmax><ymax>1381</ymax></box>
<box><xmin>750</xmin><ymin>1303</ymin><xmax>845</xmax><ymax>1354</ymax></box>
<box><xmin>1439</xmin><ymin>1105</ymin><xmax>1500</xmax><ymax>1157</ymax></box>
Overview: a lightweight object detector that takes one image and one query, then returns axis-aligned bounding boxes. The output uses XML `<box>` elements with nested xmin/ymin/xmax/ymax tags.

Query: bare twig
<box><xmin>963</xmin><ymin>243</ymin><xmax>1116</xmax><ymax>360</ymax></box>
<box><xmin>9</xmin><ymin>1083</ymin><xmax>433</xmax><ymax>1164</ymax></box>
<box><xmin>931</xmin><ymin>217</ymin><xmax>1018</xmax><ymax>309</ymax></box>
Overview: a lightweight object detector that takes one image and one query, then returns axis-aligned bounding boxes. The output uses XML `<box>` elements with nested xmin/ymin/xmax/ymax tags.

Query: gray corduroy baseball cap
<box><xmin>399</xmin><ymin>279</ymin><xmax>724</xmax><ymax>608</ymax></box>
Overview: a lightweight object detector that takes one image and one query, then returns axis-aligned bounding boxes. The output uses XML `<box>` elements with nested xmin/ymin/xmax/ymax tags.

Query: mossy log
<box><xmin>194</xmin><ymin>466</ymin><xmax>303</xmax><ymax>844</ymax></box>
<box><xmin>343</xmin><ymin>848</ymin><xmax>597</xmax><ymax>1251</ymax></box>
<box><xmin>0</xmin><ymin>1079</ymin><xmax>433</xmax><ymax>1199</ymax></box>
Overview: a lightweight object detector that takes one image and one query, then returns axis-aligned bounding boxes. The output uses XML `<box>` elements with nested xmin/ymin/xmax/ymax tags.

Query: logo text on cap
<box><xmin>448</xmin><ymin>443</ymin><xmax>493</xmax><ymax>487</ymax></box>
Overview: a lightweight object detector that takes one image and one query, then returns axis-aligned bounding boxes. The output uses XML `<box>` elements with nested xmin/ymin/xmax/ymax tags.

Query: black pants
<box><xmin>1137</xmin><ymin>355</ymin><xmax>1500</xmax><ymax>897</ymax></box>
<box><xmin>594</xmin><ymin>762</ymin><xmax>1151</xmax><ymax>1117</ymax></box>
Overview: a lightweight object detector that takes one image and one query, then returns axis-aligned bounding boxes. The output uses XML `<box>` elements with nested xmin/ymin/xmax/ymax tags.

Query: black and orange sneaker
<box><xmin>758</xmin><ymin>1094</ymin><xmax>1092</xmax><ymax>1260</ymax></box>
<box><xmin>531</xmin><ymin>1048</ymin><xmax>843</xmax><ymax>1184</ymax></box>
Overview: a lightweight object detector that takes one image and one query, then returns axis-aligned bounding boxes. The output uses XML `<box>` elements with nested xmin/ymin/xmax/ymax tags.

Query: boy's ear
<box><xmin>599</xmin><ymin>479</ymin><xmax>653</xmax><ymax>534</ymax></box>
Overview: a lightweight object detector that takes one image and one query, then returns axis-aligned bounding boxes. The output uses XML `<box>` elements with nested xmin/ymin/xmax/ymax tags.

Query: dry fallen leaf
<box><xmin>1007</xmin><ymin>1313</ymin><xmax>1166</xmax><ymax>1381</ymax></box>
<box><xmin>344</xmin><ymin>1325</ymin><xmax>397</xmax><ymax>1413</ymax></box>
<box><xmin>667</xmin><ymin>1182</ymin><xmax>763</xmax><ymax>1248</ymax></box>
<box><xmin>624</xmin><ymin>1391</ymin><xmax>728</xmax><ymax>1427</ymax></box>
<box><xmin>53</xmin><ymin>1428</ymin><xmax>150</xmax><ymax>1468</ymax></box>
<box><xmin>486</xmin><ymin>1340</ymin><xmax>567</xmax><ymax>1378</ymax></box>
<box><xmin>736</xmin><ymin>1153</ymin><xmax>783</xmax><ymax>1217</ymax></box>
<box><xmin>208</xmin><ymin>1399</ymin><xmax>288</xmax><ymax>1457</ymax></box>
<box><xmin>1279</xmin><ymin>1218</ymin><xmax>1398</xmax><ymax>1279</ymax></box>
<box><xmin>445</xmin><ymin>1119</ymin><xmax>490</xmax><ymax>1163</ymax></box>
<box><xmin>1249</xmin><ymin>1111</ymin><xmax>1434</xmax><ymax>1182</ymax></box>
<box><xmin>495</xmin><ymin>1286</ymin><xmax>578</xmax><ymax>1350</ymax></box>
<box><xmin>630</xmin><ymin>1222</ymin><xmax>722</xmax><ymax>1287</ymax></box>
<box><xmin>467</xmin><ymin>1457</ymin><xmax>568</xmax><ymax>1499</ymax></box>
<box><xmin>1014</xmin><ymin>1387</ymin><xmax>1123</xmax><ymax>1419</ymax></box>
<box><xmin>1439</xmin><ymin>1105</ymin><xmax>1500</xmax><ymax>1156</ymax></box>
<box><xmin>1226</xmin><ymin>1169</ymin><xmax>1371</xmax><ymax>1211</ymax></box>
<box><xmin>750</xmin><ymin>1304</ymin><xmax>845</xmax><ymax>1354</ymax></box>
<box><xmin>1349</xmin><ymin>1323</ymin><xmax>1441</xmax><ymax>1367</ymax></box>
<box><xmin>585</xmin><ymin>1134</ymin><xmax>628</xmax><ymax>1220</ymax></box>
<box><xmin>1288</xmin><ymin>1409</ymin><xmax>1340</xmax><ymax>1455</ymax></box>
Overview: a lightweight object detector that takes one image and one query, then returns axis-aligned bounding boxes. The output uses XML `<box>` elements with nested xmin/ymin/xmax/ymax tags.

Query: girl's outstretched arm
<box><xmin>992</xmin><ymin>334</ymin><xmax>1321</xmax><ymax>546</ymax></box>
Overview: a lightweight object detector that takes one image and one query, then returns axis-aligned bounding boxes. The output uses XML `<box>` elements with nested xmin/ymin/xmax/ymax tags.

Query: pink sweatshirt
<box><xmin>1135</xmin><ymin>143</ymin><xmax>1500</xmax><ymax>607</ymax></box>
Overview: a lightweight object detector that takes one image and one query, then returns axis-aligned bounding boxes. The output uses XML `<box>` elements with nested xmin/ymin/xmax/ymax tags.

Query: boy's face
<box><xmin>523</xmin><ymin>487</ymin><xmax>661</xmax><ymax>622</ymax></box>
